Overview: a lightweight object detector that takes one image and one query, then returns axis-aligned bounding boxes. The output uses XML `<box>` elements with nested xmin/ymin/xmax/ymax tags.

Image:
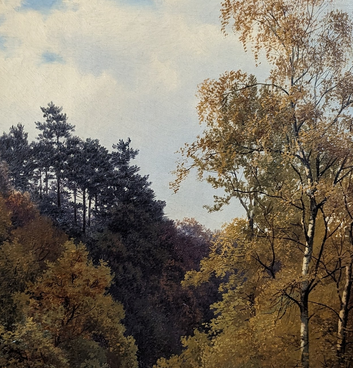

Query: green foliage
<box><xmin>62</xmin><ymin>337</ymin><xmax>108</xmax><ymax>368</ymax></box>
<box><xmin>0</xmin><ymin>124</ymin><xmax>33</xmax><ymax>192</ymax></box>
<box><xmin>0</xmin><ymin>190</ymin><xmax>138</xmax><ymax>368</ymax></box>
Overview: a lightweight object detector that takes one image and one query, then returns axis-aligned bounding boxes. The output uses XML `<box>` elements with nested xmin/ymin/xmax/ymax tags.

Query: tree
<box><xmin>65</xmin><ymin>137</ymin><xmax>112</xmax><ymax>234</ymax></box>
<box><xmin>0</xmin><ymin>124</ymin><xmax>33</xmax><ymax>192</ymax></box>
<box><xmin>14</xmin><ymin>241</ymin><xmax>138</xmax><ymax>368</ymax></box>
<box><xmin>0</xmin><ymin>161</ymin><xmax>12</xmax><ymax>195</ymax></box>
<box><xmin>0</xmin><ymin>186</ymin><xmax>137</xmax><ymax>367</ymax></box>
<box><xmin>107</xmin><ymin>139</ymin><xmax>165</xmax><ymax>223</ymax></box>
<box><xmin>173</xmin><ymin>1</ymin><xmax>353</xmax><ymax>366</ymax></box>
<box><xmin>35</xmin><ymin>102</ymin><xmax>75</xmax><ymax>208</ymax></box>
<box><xmin>0</xmin><ymin>318</ymin><xmax>69</xmax><ymax>368</ymax></box>
<box><xmin>89</xmin><ymin>215</ymin><xmax>218</xmax><ymax>367</ymax></box>
<box><xmin>0</xmin><ymin>191</ymin><xmax>67</xmax><ymax>330</ymax></box>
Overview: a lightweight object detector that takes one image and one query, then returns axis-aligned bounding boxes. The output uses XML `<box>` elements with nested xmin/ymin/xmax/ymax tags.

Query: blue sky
<box><xmin>115</xmin><ymin>0</ymin><xmax>154</xmax><ymax>6</ymax></box>
<box><xmin>0</xmin><ymin>36</ymin><xmax>6</xmax><ymax>50</ymax></box>
<box><xmin>0</xmin><ymin>0</ymin><xmax>350</xmax><ymax>229</ymax></box>
<box><xmin>20</xmin><ymin>0</ymin><xmax>63</xmax><ymax>12</ymax></box>
<box><xmin>20</xmin><ymin>0</ymin><xmax>154</xmax><ymax>12</ymax></box>
<box><xmin>42</xmin><ymin>51</ymin><xmax>64</xmax><ymax>64</ymax></box>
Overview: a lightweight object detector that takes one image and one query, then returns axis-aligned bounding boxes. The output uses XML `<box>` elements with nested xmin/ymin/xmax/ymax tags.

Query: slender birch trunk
<box><xmin>300</xmin><ymin>289</ymin><xmax>310</xmax><ymax>368</ymax></box>
<box><xmin>300</xmin><ymin>198</ymin><xmax>317</xmax><ymax>368</ymax></box>
<box><xmin>337</xmin><ymin>224</ymin><xmax>353</xmax><ymax>364</ymax></box>
<box><xmin>337</xmin><ymin>260</ymin><xmax>352</xmax><ymax>362</ymax></box>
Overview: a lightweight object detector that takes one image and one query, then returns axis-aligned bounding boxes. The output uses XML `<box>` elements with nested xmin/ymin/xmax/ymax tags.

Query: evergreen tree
<box><xmin>0</xmin><ymin>124</ymin><xmax>33</xmax><ymax>192</ymax></box>
<box><xmin>35</xmin><ymin>102</ymin><xmax>75</xmax><ymax>208</ymax></box>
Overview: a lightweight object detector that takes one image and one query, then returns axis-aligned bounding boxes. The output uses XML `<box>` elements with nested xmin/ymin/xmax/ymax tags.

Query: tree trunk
<box><xmin>82</xmin><ymin>188</ymin><xmax>86</xmax><ymax>234</ymax></box>
<box><xmin>88</xmin><ymin>196</ymin><xmax>91</xmax><ymax>228</ymax></box>
<box><xmin>300</xmin><ymin>287</ymin><xmax>310</xmax><ymax>368</ymax></box>
<box><xmin>337</xmin><ymin>257</ymin><xmax>353</xmax><ymax>362</ymax></box>
<box><xmin>45</xmin><ymin>168</ymin><xmax>48</xmax><ymax>195</ymax></box>
<box><xmin>57</xmin><ymin>174</ymin><xmax>61</xmax><ymax>208</ymax></box>
<box><xmin>73</xmin><ymin>187</ymin><xmax>77</xmax><ymax>226</ymax></box>
<box><xmin>39</xmin><ymin>170</ymin><xmax>43</xmax><ymax>199</ymax></box>
<box><xmin>300</xmin><ymin>200</ymin><xmax>317</xmax><ymax>368</ymax></box>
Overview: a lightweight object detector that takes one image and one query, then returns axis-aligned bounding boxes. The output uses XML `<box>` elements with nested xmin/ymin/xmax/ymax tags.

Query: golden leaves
<box><xmin>169</xmin><ymin>0</ymin><xmax>353</xmax><ymax>366</ymax></box>
<box><xmin>0</xmin><ymin>318</ymin><xmax>69</xmax><ymax>368</ymax></box>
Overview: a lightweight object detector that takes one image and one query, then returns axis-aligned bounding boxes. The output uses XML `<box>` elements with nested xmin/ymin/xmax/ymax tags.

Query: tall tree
<box><xmin>35</xmin><ymin>102</ymin><xmax>75</xmax><ymax>208</ymax></box>
<box><xmin>173</xmin><ymin>1</ymin><xmax>353</xmax><ymax>366</ymax></box>
<box><xmin>65</xmin><ymin>137</ymin><xmax>111</xmax><ymax>234</ymax></box>
<box><xmin>0</xmin><ymin>124</ymin><xmax>33</xmax><ymax>192</ymax></box>
<box><xmin>20</xmin><ymin>241</ymin><xmax>138</xmax><ymax>368</ymax></box>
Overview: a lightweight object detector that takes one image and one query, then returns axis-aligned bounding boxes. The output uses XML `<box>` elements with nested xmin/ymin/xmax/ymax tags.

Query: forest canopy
<box><xmin>2</xmin><ymin>0</ymin><xmax>353</xmax><ymax>368</ymax></box>
<box><xmin>0</xmin><ymin>105</ymin><xmax>217</xmax><ymax>368</ymax></box>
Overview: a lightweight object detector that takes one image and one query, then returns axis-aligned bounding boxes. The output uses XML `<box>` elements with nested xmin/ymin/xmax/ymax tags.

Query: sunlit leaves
<box><xmin>21</xmin><ymin>241</ymin><xmax>136</xmax><ymax>364</ymax></box>
<box><xmin>0</xmin><ymin>190</ymin><xmax>138</xmax><ymax>367</ymax></box>
<box><xmin>171</xmin><ymin>0</ymin><xmax>353</xmax><ymax>366</ymax></box>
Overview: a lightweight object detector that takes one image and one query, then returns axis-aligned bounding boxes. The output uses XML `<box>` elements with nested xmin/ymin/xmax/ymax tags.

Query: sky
<box><xmin>0</xmin><ymin>0</ymin><xmax>351</xmax><ymax>230</ymax></box>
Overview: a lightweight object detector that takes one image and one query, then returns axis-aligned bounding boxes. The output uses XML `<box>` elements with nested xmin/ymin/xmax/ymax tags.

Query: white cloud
<box><xmin>0</xmin><ymin>0</ymin><xmax>22</xmax><ymax>12</ymax></box>
<box><xmin>0</xmin><ymin>0</ymin><xmax>261</xmax><ymax>228</ymax></box>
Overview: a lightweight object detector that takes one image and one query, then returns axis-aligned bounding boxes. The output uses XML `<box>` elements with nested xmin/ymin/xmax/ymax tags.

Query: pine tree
<box><xmin>0</xmin><ymin>124</ymin><xmax>33</xmax><ymax>192</ymax></box>
<box><xmin>35</xmin><ymin>102</ymin><xmax>75</xmax><ymax>208</ymax></box>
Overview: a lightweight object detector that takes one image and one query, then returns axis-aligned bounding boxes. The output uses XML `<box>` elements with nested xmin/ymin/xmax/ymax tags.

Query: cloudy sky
<box><xmin>0</xmin><ymin>0</ymin><xmax>351</xmax><ymax>230</ymax></box>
